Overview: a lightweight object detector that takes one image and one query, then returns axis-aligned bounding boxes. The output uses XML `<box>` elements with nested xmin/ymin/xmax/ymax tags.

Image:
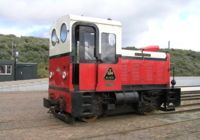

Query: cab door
<box><xmin>72</xmin><ymin>24</ymin><xmax>97</xmax><ymax>91</ymax></box>
<box><xmin>96</xmin><ymin>33</ymin><xmax>121</xmax><ymax>91</ymax></box>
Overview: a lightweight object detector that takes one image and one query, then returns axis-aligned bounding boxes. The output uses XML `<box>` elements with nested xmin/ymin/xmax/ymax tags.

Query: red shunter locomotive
<box><xmin>43</xmin><ymin>15</ymin><xmax>181</xmax><ymax>122</ymax></box>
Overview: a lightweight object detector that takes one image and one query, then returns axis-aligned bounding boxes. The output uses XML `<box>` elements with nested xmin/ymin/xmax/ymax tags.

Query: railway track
<box><xmin>2</xmin><ymin>92</ymin><xmax>199</xmax><ymax>132</ymax></box>
<box><xmin>171</xmin><ymin>90</ymin><xmax>200</xmax><ymax>113</ymax></box>
<box><xmin>72</xmin><ymin>90</ymin><xmax>200</xmax><ymax>139</ymax></box>
<box><xmin>152</xmin><ymin>90</ymin><xmax>200</xmax><ymax>115</ymax></box>
<box><xmin>78</xmin><ymin>118</ymin><xmax>200</xmax><ymax>140</ymax></box>
<box><xmin>181</xmin><ymin>90</ymin><xmax>200</xmax><ymax>102</ymax></box>
<box><xmin>0</xmin><ymin>90</ymin><xmax>200</xmax><ymax>140</ymax></box>
<box><xmin>181</xmin><ymin>90</ymin><xmax>200</xmax><ymax>101</ymax></box>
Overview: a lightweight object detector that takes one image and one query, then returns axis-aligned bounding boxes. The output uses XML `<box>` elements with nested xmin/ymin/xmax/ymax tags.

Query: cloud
<box><xmin>134</xmin><ymin>14</ymin><xmax>200</xmax><ymax>50</ymax></box>
<box><xmin>132</xmin><ymin>1</ymin><xmax>200</xmax><ymax>50</ymax></box>
<box><xmin>0</xmin><ymin>0</ymin><xmax>200</xmax><ymax>50</ymax></box>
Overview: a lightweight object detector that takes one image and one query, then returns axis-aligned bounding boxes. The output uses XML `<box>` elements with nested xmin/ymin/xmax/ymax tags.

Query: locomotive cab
<box><xmin>49</xmin><ymin>15</ymin><xmax>122</xmax><ymax>91</ymax></box>
<box><xmin>44</xmin><ymin>15</ymin><xmax>181</xmax><ymax>122</ymax></box>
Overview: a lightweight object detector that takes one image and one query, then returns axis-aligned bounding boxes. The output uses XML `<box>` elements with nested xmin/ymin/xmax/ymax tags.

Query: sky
<box><xmin>0</xmin><ymin>0</ymin><xmax>200</xmax><ymax>51</ymax></box>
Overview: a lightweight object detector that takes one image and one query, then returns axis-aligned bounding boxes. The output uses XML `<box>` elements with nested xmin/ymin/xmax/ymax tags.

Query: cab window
<box><xmin>77</xmin><ymin>26</ymin><xmax>96</xmax><ymax>62</ymax></box>
<box><xmin>51</xmin><ymin>29</ymin><xmax>58</xmax><ymax>46</ymax></box>
<box><xmin>101</xmin><ymin>33</ymin><xmax>116</xmax><ymax>63</ymax></box>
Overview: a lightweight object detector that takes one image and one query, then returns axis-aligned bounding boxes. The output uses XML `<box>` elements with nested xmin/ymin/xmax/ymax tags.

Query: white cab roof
<box><xmin>60</xmin><ymin>15</ymin><xmax>122</xmax><ymax>27</ymax></box>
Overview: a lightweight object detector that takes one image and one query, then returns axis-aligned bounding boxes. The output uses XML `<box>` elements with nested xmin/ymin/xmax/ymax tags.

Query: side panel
<box><xmin>120</xmin><ymin>57</ymin><xmax>170</xmax><ymax>86</ymax></box>
<box><xmin>96</xmin><ymin>62</ymin><xmax>122</xmax><ymax>91</ymax></box>
<box><xmin>79</xmin><ymin>63</ymin><xmax>97</xmax><ymax>91</ymax></box>
<box><xmin>79</xmin><ymin>63</ymin><xmax>122</xmax><ymax>91</ymax></box>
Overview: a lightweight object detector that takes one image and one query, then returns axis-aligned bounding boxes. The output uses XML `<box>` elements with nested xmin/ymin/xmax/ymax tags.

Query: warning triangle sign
<box><xmin>104</xmin><ymin>68</ymin><xmax>115</xmax><ymax>80</ymax></box>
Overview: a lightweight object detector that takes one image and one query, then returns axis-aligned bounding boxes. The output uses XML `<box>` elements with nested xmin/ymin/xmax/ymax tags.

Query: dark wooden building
<box><xmin>0</xmin><ymin>60</ymin><xmax>37</xmax><ymax>82</ymax></box>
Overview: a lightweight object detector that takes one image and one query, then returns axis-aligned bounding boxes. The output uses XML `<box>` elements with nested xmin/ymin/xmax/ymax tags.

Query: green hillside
<box><xmin>0</xmin><ymin>34</ymin><xmax>200</xmax><ymax>77</ymax></box>
<box><xmin>0</xmin><ymin>34</ymin><xmax>49</xmax><ymax>78</ymax></box>
<box><xmin>168</xmin><ymin>49</ymin><xmax>200</xmax><ymax>76</ymax></box>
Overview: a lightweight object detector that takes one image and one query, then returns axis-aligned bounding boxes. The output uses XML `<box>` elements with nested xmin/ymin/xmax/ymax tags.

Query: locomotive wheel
<box><xmin>81</xmin><ymin>115</ymin><xmax>98</xmax><ymax>122</ymax></box>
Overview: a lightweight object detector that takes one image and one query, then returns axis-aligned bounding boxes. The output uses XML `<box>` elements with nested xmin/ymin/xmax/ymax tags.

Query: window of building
<box><xmin>101</xmin><ymin>33</ymin><xmax>116</xmax><ymax>63</ymax></box>
<box><xmin>0</xmin><ymin>65</ymin><xmax>5</xmax><ymax>74</ymax></box>
<box><xmin>0</xmin><ymin>65</ymin><xmax>12</xmax><ymax>75</ymax></box>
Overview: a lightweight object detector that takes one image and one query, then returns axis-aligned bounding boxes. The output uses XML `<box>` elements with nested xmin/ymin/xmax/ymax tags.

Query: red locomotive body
<box><xmin>43</xmin><ymin>15</ymin><xmax>180</xmax><ymax>122</ymax></box>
